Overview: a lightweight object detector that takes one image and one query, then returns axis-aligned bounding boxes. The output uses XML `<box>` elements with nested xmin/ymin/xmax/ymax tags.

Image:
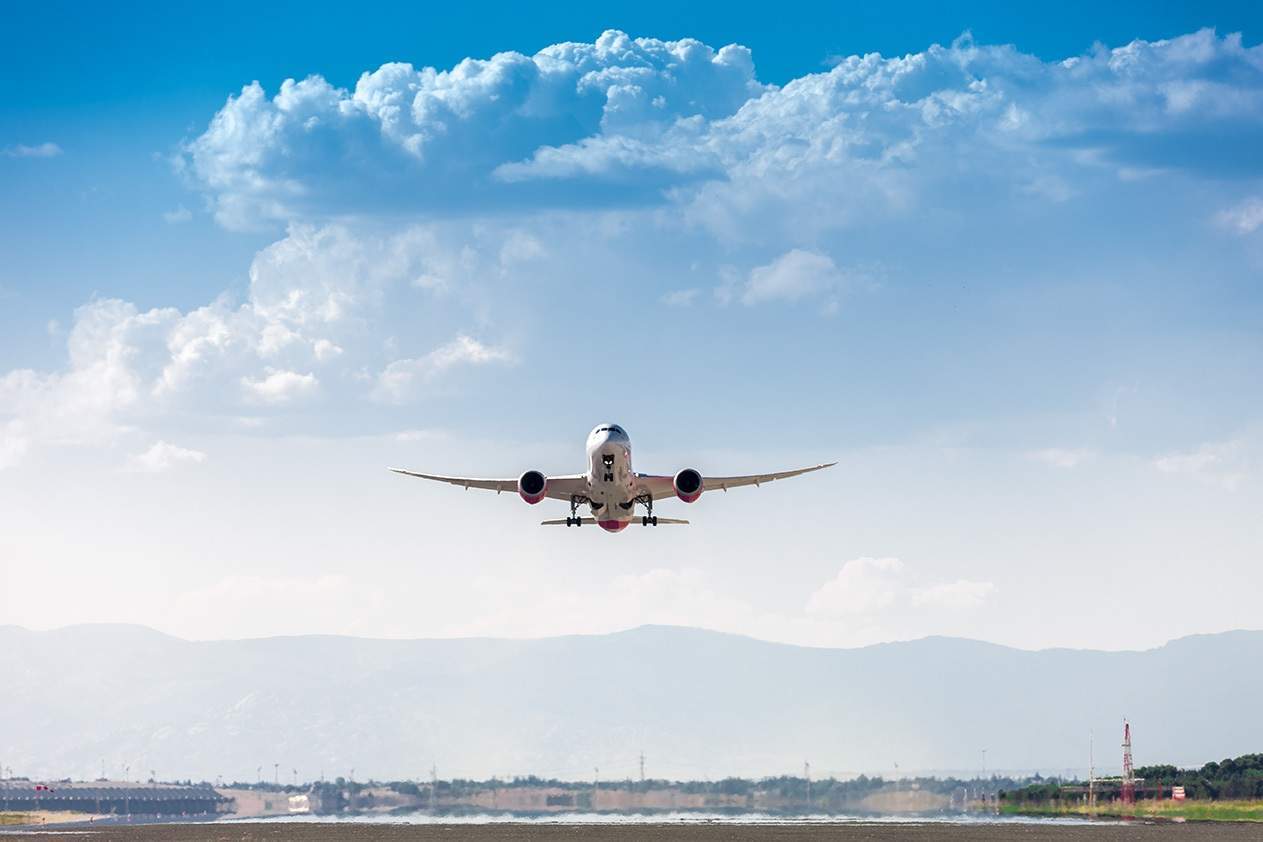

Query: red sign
<box><xmin>1171</xmin><ymin>786</ymin><xmax>1186</xmax><ymax>800</ymax></box>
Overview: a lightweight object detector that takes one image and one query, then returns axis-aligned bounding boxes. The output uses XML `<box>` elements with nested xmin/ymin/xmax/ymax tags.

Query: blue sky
<box><xmin>1</xmin><ymin>2</ymin><xmax>1261</xmax><ymax>652</ymax></box>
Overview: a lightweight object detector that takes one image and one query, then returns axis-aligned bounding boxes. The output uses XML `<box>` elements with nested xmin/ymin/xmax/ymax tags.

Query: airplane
<box><xmin>389</xmin><ymin>423</ymin><xmax>834</xmax><ymax>532</ymax></box>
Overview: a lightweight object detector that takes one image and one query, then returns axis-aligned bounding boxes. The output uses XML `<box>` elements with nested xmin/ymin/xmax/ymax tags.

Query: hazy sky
<box><xmin>2</xmin><ymin>2</ymin><xmax>1261</xmax><ymax>651</ymax></box>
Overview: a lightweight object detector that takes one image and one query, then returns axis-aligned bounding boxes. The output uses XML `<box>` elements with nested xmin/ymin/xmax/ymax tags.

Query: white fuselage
<box><xmin>584</xmin><ymin>423</ymin><xmax>637</xmax><ymax>531</ymax></box>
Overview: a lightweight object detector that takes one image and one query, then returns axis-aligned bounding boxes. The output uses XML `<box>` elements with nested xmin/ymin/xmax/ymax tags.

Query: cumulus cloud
<box><xmin>0</xmin><ymin>223</ymin><xmax>517</xmax><ymax>468</ymax></box>
<box><xmin>128</xmin><ymin>440</ymin><xmax>208</xmax><ymax>473</ymax></box>
<box><xmin>807</xmin><ymin>557</ymin><xmax>906</xmax><ymax>615</ymax></box>
<box><xmin>182</xmin><ymin>29</ymin><xmax>1263</xmax><ymax>230</ymax></box>
<box><xmin>806</xmin><ymin>557</ymin><xmax>995</xmax><ymax>618</ymax></box>
<box><xmin>241</xmin><ymin>368</ymin><xmax>319</xmax><ymax>404</ymax></box>
<box><xmin>374</xmin><ymin>336</ymin><xmax>513</xmax><ymax>403</ymax></box>
<box><xmin>740</xmin><ymin>249</ymin><xmax>848</xmax><ymax>309</ymax></box>
<box><xmin>184</xmin><ymin>31</ymin><xmax>764</xmax><ymax>228</ymax></box>
<box><xmin>4</xmin><ymin>142</ymin><xmax>62</xmax><ymax>158</ymax></box>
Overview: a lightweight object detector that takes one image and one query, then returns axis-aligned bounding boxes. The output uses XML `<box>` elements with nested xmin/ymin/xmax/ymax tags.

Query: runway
<box><xmin>3</xmin><ymin>821</ymin><xmax>1262</xmax><ymax>842</ymax></box>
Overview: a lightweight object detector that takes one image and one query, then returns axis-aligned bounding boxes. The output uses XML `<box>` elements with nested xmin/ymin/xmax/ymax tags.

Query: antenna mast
<box><xmin>1121</xmin><ymin>720</ymin><xmax>1136</xmax><ymax>805</ymax></box>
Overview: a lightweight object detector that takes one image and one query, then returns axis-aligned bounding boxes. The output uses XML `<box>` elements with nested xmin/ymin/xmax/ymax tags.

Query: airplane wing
<box><xmin>637</xmin><ymin>463</ymin><xmax>835</xmax><ymax>501</ymax></box>
<box><xmin>388</xmin><ymin>469</ymin><xmax>588</xmax><ymax>501</ymax></box>
<box><xmin>540</xmin><ymin>517</ymin><xmax>690</xmax><ymax>526</ymax></box>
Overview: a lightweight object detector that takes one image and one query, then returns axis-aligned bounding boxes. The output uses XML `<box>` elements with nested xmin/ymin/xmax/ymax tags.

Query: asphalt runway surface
<box><xmin>4</xmin><ymin>821</ymin><xmax>1263</xmax><ymax>842</ymax></box>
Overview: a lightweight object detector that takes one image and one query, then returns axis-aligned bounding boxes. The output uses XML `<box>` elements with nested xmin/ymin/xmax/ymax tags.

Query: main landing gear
<box><xmin>634</xmin><ymin>493</ymin><xmax>658</xmax><ymax>526</ymax></box>
<box><xmin>566</xmin><ymin>494</ymin><xmax>592</xmax><ymax>527</ymax></box>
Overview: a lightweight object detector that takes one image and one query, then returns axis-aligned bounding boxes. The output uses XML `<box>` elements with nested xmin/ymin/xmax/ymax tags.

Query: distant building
<box><xmin>0</xmin><ymin>781</ymin><xmax>227</xmax><ymax>816</ymax></box>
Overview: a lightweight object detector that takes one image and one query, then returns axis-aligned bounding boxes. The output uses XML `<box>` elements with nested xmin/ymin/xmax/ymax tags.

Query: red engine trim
<box><xmin>517</xmin><ymin>471</ymin><xmax>548</xmax><ymax>505</ymax></box>
<box><xmin>674</xmin><ymin>469</ymin><xmax>703</xmax><ymax>503</ymax></box>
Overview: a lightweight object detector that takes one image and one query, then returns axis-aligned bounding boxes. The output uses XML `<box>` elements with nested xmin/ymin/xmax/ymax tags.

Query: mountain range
<box><xmin>2</xmin><ymin>623</ymin><xmax>1259</xmax><ymax>783</ymax></box>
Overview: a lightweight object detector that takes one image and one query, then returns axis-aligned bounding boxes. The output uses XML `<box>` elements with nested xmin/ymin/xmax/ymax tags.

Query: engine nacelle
<box><xmin>673</xmin><ymin>468</ymin><xmax>703</xmax><ymax>503</ymax></box>
<box><xmin>517</xmin><ymin>470</ymin><xmax>547</xmax><ymax>504</ymax></box>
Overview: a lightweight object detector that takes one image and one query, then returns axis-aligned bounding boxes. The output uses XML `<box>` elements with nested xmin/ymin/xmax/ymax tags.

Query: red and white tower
<box><xmin>1121</xmin><ymin>720</ymin><xmax>1136</xmax><ymax>805</ymax></box>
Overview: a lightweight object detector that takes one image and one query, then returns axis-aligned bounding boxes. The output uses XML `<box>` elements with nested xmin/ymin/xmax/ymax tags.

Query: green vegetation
<box><xmin>1002</xmin><ymin>753</ymin><xmax>1263</xmax><ymax>822</ymax></box>
<box><xmin>1001</xmin><ymin>799</ymin><xmax>1263</xmax><ymax>822</ymax></box>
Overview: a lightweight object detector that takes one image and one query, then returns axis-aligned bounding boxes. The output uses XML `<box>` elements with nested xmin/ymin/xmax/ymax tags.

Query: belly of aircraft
<box><xmin>588</xmin><ymin>449</ymin><xmax>636</xmax><ymax>531</ymax></box>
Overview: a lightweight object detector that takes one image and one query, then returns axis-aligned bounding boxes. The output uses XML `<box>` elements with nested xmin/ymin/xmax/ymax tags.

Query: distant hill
<box><xmin>2</xmin><ymin>624</ymin><xmax>1260</xmax><ymax>782</ymax></box>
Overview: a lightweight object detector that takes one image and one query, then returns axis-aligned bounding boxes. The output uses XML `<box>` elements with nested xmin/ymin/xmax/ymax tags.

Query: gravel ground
<box><xmin>3</xmin><ymin>821</ymin><xmax>1262</xmax><ymax>842</ymax></box>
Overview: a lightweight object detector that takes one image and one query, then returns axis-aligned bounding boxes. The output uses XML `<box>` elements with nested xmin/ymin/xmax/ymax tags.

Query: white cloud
<box><xmin>241</xmin><ymin>368</ymin><xmax>319</xmax><ymax>404</ymax></box>
<box><xmin>807</xmin><ymin>557</ymin><xmax>995</xmax><ymax>618</ymax></box>
<box><xmin>498</xmin><ymin>231</ymin><xmax>547</xmax><ymax>268</ymax></box>
<box><xmin>128</xmin><ymin>440</ymin><xmax>208</xmax><ymax>473</ymax></box>
<box><xmin>375</xmin><ymin>336</ymin><xmax>513</xmax><ymax>403</ymax></box>
<box><xmin>806</xmin><ymin>557</ymin><xmax>906</xmax><ymax>615</ymax></box>
<box><xmin>184</xmin><ymin>31</ymin><xmax>764</xmax><ymax>228</ymax></box>
<box><xmin>162</xmin><ymin>206</ymin><xmax>193</xmax><ymax>224</ymax></box>
<box><xmin>1216</xmin><ymin>197</ymin><xmax>1263</xmax><ymax>234</ymax></box>
<box><xmin>181</xmin><ymin>29</ymin><xmax>1263</xmax><ymax>231</ymax></box>
<box><xmin>1153</xmin><ymin>439</ymin><xmax>1250</xmax><ymax>490</ymax></box>
<box><xmin>0</xmin><ymin>223</ymin><xmax>522</xmax><ymax>468</ymax></box>
<box><xmin>4</xmin><ymin>142</ymin><xmax>62</xmax><ymax>158</ymax></box>
<box><xmin>741</xmin><ymin>249</ymin><xmax>847</xmax><ymax>308</ymax></box>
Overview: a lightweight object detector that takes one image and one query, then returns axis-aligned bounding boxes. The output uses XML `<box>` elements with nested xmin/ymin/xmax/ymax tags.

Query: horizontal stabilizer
<box><xmin>540</xmin><ymin>517</ymin><xmax>690</xmax><ymax>526</ymax></box>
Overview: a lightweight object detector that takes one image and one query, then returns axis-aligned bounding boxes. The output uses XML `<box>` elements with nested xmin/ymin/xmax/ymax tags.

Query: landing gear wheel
<box><xmin>566</xmin><ymin>494</ymin><xmax>592</xmax><ymax>528</ymax></box>
<box><xmin>641</xmin><ymin>516</ymin><xmax>649</xmax><ymax>526</ymax></box>
<box><xmin>651</xmin><ymin>516</ymin><xmax>658</xmax><ymax>526</ymax></box>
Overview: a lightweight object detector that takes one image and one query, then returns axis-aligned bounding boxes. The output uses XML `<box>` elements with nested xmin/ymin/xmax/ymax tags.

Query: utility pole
<box><xmin>274</xmin><ymin>763</ymin><xmax>279</xmax><ymax>787</ymax></box>
<box><xmin>804</xmin><ymin>761</ymin><xmax>811</xmax><ymax>810</ymax></box>
<box><xmin>1088</xmin><ymin>730</ymin><xmax>1096</xmax><ymax>811</ymax></box>
<box><xmin>257</xmin><ymin>766</ymin><xmax>262</xmax><ymax>785</ymax></box>
<box><xmin>639</xmin><ymin>752</ymin><xmax>646</xmax><ymax>787</ymax></box>
<box><xmin>429</xmin><ymin>764</ymin><xmax>437</xmax><ymax>812</ymax></box>
<box><xmin>593</xmin><ymin>767</ymin><xmax>599</xmax><ymax>809</ymax></box>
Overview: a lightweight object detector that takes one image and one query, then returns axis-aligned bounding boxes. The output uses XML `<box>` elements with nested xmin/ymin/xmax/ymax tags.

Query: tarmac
<box><xmin>3</xmin><ymin>821</ymin><xmax>1263</xmax><ymax>842</ymax></box>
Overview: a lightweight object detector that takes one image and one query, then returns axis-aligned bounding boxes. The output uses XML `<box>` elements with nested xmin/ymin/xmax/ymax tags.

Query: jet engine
<box><xmin>517</xmin><ymin>470</ymin><xmax>548</xmax><ymax>504</ymax></box>
<box><xmin>673</xmin><ymin>468</ymin><xmax>703</xmax><ymax>503</ymax></box>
